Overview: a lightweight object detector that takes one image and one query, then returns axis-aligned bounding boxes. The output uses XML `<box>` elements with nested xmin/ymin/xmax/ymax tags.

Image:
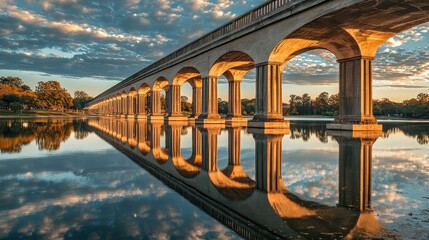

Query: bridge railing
<box><xmin>92</xmin><ymin>0</ymin><xmax>295</xmax><ymax>103</ymax></box>
<box><xmin>138</xmin><ymin>0</ymin><xmax>293</xmax><ymax>76</ymax></box>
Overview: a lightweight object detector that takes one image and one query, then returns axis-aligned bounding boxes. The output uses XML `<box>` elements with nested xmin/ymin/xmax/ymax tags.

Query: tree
<box><xmin>327</xmin><ymin>93</ymin><xmax>339</xmax><ymax>115</ymax></box>
<box><xmin>1</xmin><ymin>76</ymin><xmax>24</xmax><ymax>88</ymax></box>
<box><xmin>73</xmin><ymin>90</ymin><xmax>93</xmax><ymax>110</ymax></box>
<box><xmin>218</xmin><ymin>98</ymin><xmax>228</xmax><ymax>115</ymax></box>
<box><xmin>301</xmin><ymin>93</ymin><xmax>312</xmax><ymax>115</ymax></box>
<box><xmin>289</xmin><ymin>94</ymin><xmax>298</xmax><ymax>115</ymax></box>
<box><xmin>314</xmin><ymin>92</ymin><xmax>329</xmax><ymax>115</ymax></box>
<box><xmin>9</xmin><ymin>102</ymin><xmax>22</xmax><ymax>112</ymax></box>
<box><xmin>35</xmin><ymin>81</ymin><xmax>73</xmax><ymax>110</ymax></box>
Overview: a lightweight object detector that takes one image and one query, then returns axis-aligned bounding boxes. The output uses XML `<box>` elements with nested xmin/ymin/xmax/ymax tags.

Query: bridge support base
<box><xmin>166</xmin><ymin>116</ymin><xmax>189</xmax><ymax>123</ymax></box>
<box><xmin>248</xmin><ymin>120</ymin><xmax>289</xmax><ymax>130</ymax></box>
<box><xmin>326</xmin><ymin>123</ymin><xmax>382</xmax><ymax>131</ymax></box>
<box><xmin>136</xmin><ymin>114</ymin><xmax>148</xmax><ymax>119</ymax></box>
<box><xmin>149</xmin><ymin>115</ymin><xmax>164</xmax><ymax>122</ymax></box>
<box><xmin>225</xmin><ymin>117</ymin><xmax>247</xmax><ymax>127</ymax></box>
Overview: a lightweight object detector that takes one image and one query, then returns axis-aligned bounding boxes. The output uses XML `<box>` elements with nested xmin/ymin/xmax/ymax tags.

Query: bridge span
<box><xmin>87</xmin><ymin>0</ymin><xmax>429</xmax><ymax>131</ymax></box>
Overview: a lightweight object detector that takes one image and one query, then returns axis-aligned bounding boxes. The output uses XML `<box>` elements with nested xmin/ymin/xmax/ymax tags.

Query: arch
<box><xmin>128</xmin><ymin>87</ymin><xmax>137</xmax><ymax>96</ymax></box>
<box><xmin>209</xmin><ymin>51</ymin><xmax>255</xmax><ymax>78</ymax></box>
<box><xmin>269</xmin><ymin>21</ymin><xmax>361</xmax><ymax>65</ymax></box>
<box><xmin>152</xmin><ymin>77</ymin><xmax>169</xmax><ymax>91</ymax></box>
<box><xmin>269</xmin><ymin>1</ymin><xmax>429</xmax><ymax>64</ymax></box>
<box><xmin>172</xmin><ymin>67</ymin><xmax>202</xmax><ymax>86</ymax></box>
<box><xmin>138</xmin><ymin>83</ymin><xmax>150</xmax><ymax>95</ymax></box>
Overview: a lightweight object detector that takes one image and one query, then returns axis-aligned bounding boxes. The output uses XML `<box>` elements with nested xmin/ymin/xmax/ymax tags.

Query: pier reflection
<box><xmin>88</xmin><ymin>118</ymin><xmax>385</xmax><ymax>239</ymax></box>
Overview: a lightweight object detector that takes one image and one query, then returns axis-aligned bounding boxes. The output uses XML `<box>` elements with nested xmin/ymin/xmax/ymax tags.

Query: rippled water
<box><xmin>0</xmin><ymin>118</ymin><xmax>428</xmax><ymax>239</ymax></box>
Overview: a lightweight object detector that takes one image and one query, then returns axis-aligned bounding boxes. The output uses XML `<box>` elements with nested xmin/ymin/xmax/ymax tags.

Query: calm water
<box><xmin>0</xmin><ymin>118</ymin><xmax>428</xmax><ymax>239</ymax></box>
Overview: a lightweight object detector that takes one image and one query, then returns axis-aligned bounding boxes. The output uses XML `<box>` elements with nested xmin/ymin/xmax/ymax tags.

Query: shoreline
<box><xmin>0</xmin><ymin>114</ymin><xmax>428</xmax><ymax>122</ymax></box>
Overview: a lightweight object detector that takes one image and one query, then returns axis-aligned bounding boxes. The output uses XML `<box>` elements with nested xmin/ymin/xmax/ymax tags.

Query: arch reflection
<box><xmin>88</xmin><ymin>118</ymin><xmax>386</xmax><ymax>239</ymax></box>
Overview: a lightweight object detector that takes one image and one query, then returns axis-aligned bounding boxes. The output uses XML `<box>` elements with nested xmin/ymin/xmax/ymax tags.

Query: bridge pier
<box><xmin>225</xmin><ymin>79</ymin><xmax>247</xmax><ymax>126</ymax></box>
<box><xmin>166</xmin><ymin>84</ymin><xmax>188</xmax><ymax>122</ymax></box>
<box><xmin>327</xmin><ymin>57</ymin><xmax>382</xmax><ymax>131</ymax></box>
<box><xmin>189</xmin><ymin>85</ymin><xmax>202</xmax><ymax>119</ymax></box>
<box><xmin>149</xmin><ymin>90</ymin><xmax>164</xmax><ymax>122</ymax></box>
<box><xmin>197</xmin><ymin>76</ymin><xmax>225</xmax><ymax>124</ymax></box>
<box><xmin>248</xmin><ymin>62</ymin><xmax>289</xmax><ymax>130</ymax></box>
<box><xmin>137</xmin><ymin>93</ymin><xmax>148</xmax><ymax>119</ymax></box>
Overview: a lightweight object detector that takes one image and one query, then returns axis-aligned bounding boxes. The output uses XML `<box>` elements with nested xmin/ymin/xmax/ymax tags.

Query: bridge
<box><xmin>87</xmin><ymin>0</ymin><xmax>429</xmax><ymax>131</ymax></box>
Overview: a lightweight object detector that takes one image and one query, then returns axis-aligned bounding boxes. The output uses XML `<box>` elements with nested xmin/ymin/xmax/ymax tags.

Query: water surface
<box><xmin>0</xmin><ymin>118</ymin><xmax>428</xmax><ymax>239</ymax></box>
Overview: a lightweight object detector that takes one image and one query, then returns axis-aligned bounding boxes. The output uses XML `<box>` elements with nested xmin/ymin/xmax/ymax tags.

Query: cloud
<box><xmin>384</xmin><ymin>22</ymin><xmax>429</xmax><ymax>47</ymax></box>
<box><xmin>0</xmin><ymin>0</ymin><xmax>427</xmax><ymax>92</ymax></box>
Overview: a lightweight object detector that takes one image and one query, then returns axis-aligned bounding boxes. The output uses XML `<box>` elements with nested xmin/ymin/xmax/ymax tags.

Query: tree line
<box><xmin>0</xmin><ymin>76</ymin><xmax>93</xmax><ymax>112</ymax></box>
<box><xmin>218</xmin><ymin>91</ymin><xmax>428</xmax><ymax>118</ymax></box>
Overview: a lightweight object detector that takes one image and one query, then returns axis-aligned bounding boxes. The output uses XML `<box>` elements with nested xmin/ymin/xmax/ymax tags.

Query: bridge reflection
<box><xmin>89</xmin><ymin>118</ymin><xmax>385</xmax><ymax>239</ymax></box>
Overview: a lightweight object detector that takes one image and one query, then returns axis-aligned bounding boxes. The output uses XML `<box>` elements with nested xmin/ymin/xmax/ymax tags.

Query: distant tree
<box><xmin>73</xmin><ymin>90</ymin><xmax>93</xmax><ymax>110</ymax></box>
<box><xmin>0</xmin><ymin>76</ymin><xmax>24</xmax><ymax>88</ymax></box>
<box><xmin>218</xmin><ymin>98</ymin><xmax>228</xmax><ymax>115</ymax></box>
<box><xmin>327</xmin><ymin>93</ymin><xmax>339</xmax><ymax>115</ymax></box>
<box><xmin>301</xmin><ymin>93</ymin><xmax>312</xmax><ymax>115</ymax></box>
<box><xmin>242</xmin><ymin>98</ymin><xmax>255</xmax><ymax>115</ymax></box>
<box><xmin>180</xmin><ymin>96</ymin><xmax>192</xmax><ymax>113</ymax></box>
<box><xmin>289</xmin><ymin>94</ymin><xmax>298</xmax><ymax>115</ymax></box>
<box><xmin>9</xmin><ymin>102</ymin><xmax>22</xmax><ymax>112</ymax></box>
<box><xmin>35</xmin><ymin>81</ymin><xmax>73</xmax><ymax>110</ymax></box>
<box><xmin>0</xmin><ymin>76</ymin><xmax>37</xmax><ymax>109</ymax></box>
<box><xmin>314</xmin><ymin>92</ymin><xmax>329</xmax><ymax>115</ymax></box>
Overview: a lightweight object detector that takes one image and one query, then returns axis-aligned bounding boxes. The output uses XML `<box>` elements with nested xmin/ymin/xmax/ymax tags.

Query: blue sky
<box><xmin>0</xmin><ymin>0</ymin><xmax>428</xmax><ymax>101</ymax></box>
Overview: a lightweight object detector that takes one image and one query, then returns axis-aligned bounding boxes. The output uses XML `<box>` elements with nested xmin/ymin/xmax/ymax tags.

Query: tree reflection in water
<box><xmin>0</xmin><ymin>119</ymin><xmax>92</xmax><ymax>153</ymax></box>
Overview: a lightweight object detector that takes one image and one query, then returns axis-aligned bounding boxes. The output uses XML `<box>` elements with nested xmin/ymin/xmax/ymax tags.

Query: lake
<box><xmin>0</xmin><ymin>117</ymin><xmax>428</xmax><ymax>239</ymax></box>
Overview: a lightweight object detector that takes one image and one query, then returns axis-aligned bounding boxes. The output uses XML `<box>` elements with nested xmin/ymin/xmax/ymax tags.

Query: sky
<box><xmin>0</xmin><ymin>0</ymin><xmax>428</xmax><ymax>102</ymax></box>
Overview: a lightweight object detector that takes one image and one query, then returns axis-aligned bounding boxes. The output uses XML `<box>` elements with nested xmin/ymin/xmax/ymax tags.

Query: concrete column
<box><xmin>137</xmin><ymin>94</ymin><xmax>147</xmax><ymax>118</ymax></box>
<box><xmin>191</xmin><ymin>86</ymin><xmax>202</xmax><ymax>118</ymax></box>
<box><xmin>249</xmin><ymin>62</ymin><xmax>288</xmax><ymax>129</ymax></box>
<box><xmin>327</xmin><ymin>57</ymin><xmax>381</xmax><ymax>131</ymax></box>
<box><xmin>197</xmin><ymin>76</ymin><xmax>224</xmax><ymax>124</ymax></box>
<box><xmin>228</xmin><ymin>81</ymin><xmax>242</xmax><ymax>118</ymax></box>
<box><xmin>200</xmin><ymin>126</ymin><xmax>221</xmax><ymax>172</ymax></box>
<box><xmin>122</xmin><ymin>97</ymin><xmax>126</xmax><ymax>116</ymax></box>
<box><xmin>329</xmin><ymin>131</ymin><xmax>380</xmax><ymax>211</ymax></box>
<box><xmin>127</xmin><ymin>96</ymin><xmax>133</xmax><ymax>117</ymax></box>
<box><xmin>150</xmin><ymin>91</ymin><xmax>162</xmax><ymax>115</ymax></box>
<box><xmin>113</xmin><ymin>99</ymin><xmax>117</xmax><ymax>115</ymax></box>
<box><xmin>164</xmin><ymin>88</ymin><xmax>170</xmax><ymax>117</ymax></box>
<box><xmin>133</xmin><ymin>95</ymin><xmax>138</xmax><ymax>115</ymax></box>
<box><xmin>167</xmin><ymin>85</ymin><xmax>187</xmax><ymax>121</ymax></box>
<box><xmin>250</xmin><ymin>129</ymin><xmax>285</xmax><ymax>192</ymax></box>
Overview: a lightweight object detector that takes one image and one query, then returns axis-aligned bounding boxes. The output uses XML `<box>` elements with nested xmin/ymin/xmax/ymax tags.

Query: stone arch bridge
<box><xmin>87</xmin><ymin>0</ymin><xmax>429</xmax><ymax>131</ymax></box>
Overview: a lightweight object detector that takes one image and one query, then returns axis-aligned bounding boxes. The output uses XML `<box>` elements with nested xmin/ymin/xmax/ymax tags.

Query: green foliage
<box><xmin>9</xmin><ymin>102</ymin><xmax>22</xmax><ymax>112</ymax></box>
<box><xmin>35</xmin><ymin>81</ymin><xmax>73</xmax><ymax>110</ymax></box>
<box><xmin>218</xmin><ymin>98</ymin><xmax>228</xmax><ymax>115</ymax></box>
<box><xmin>180</xmin><ymin>96</ymin><xmax>192</xmax><ymax>113</ymax></box>
<box><xmin>73</xmin><ymin>90</ymin><xmax>93</xmax><ymax>110</ymax></box>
